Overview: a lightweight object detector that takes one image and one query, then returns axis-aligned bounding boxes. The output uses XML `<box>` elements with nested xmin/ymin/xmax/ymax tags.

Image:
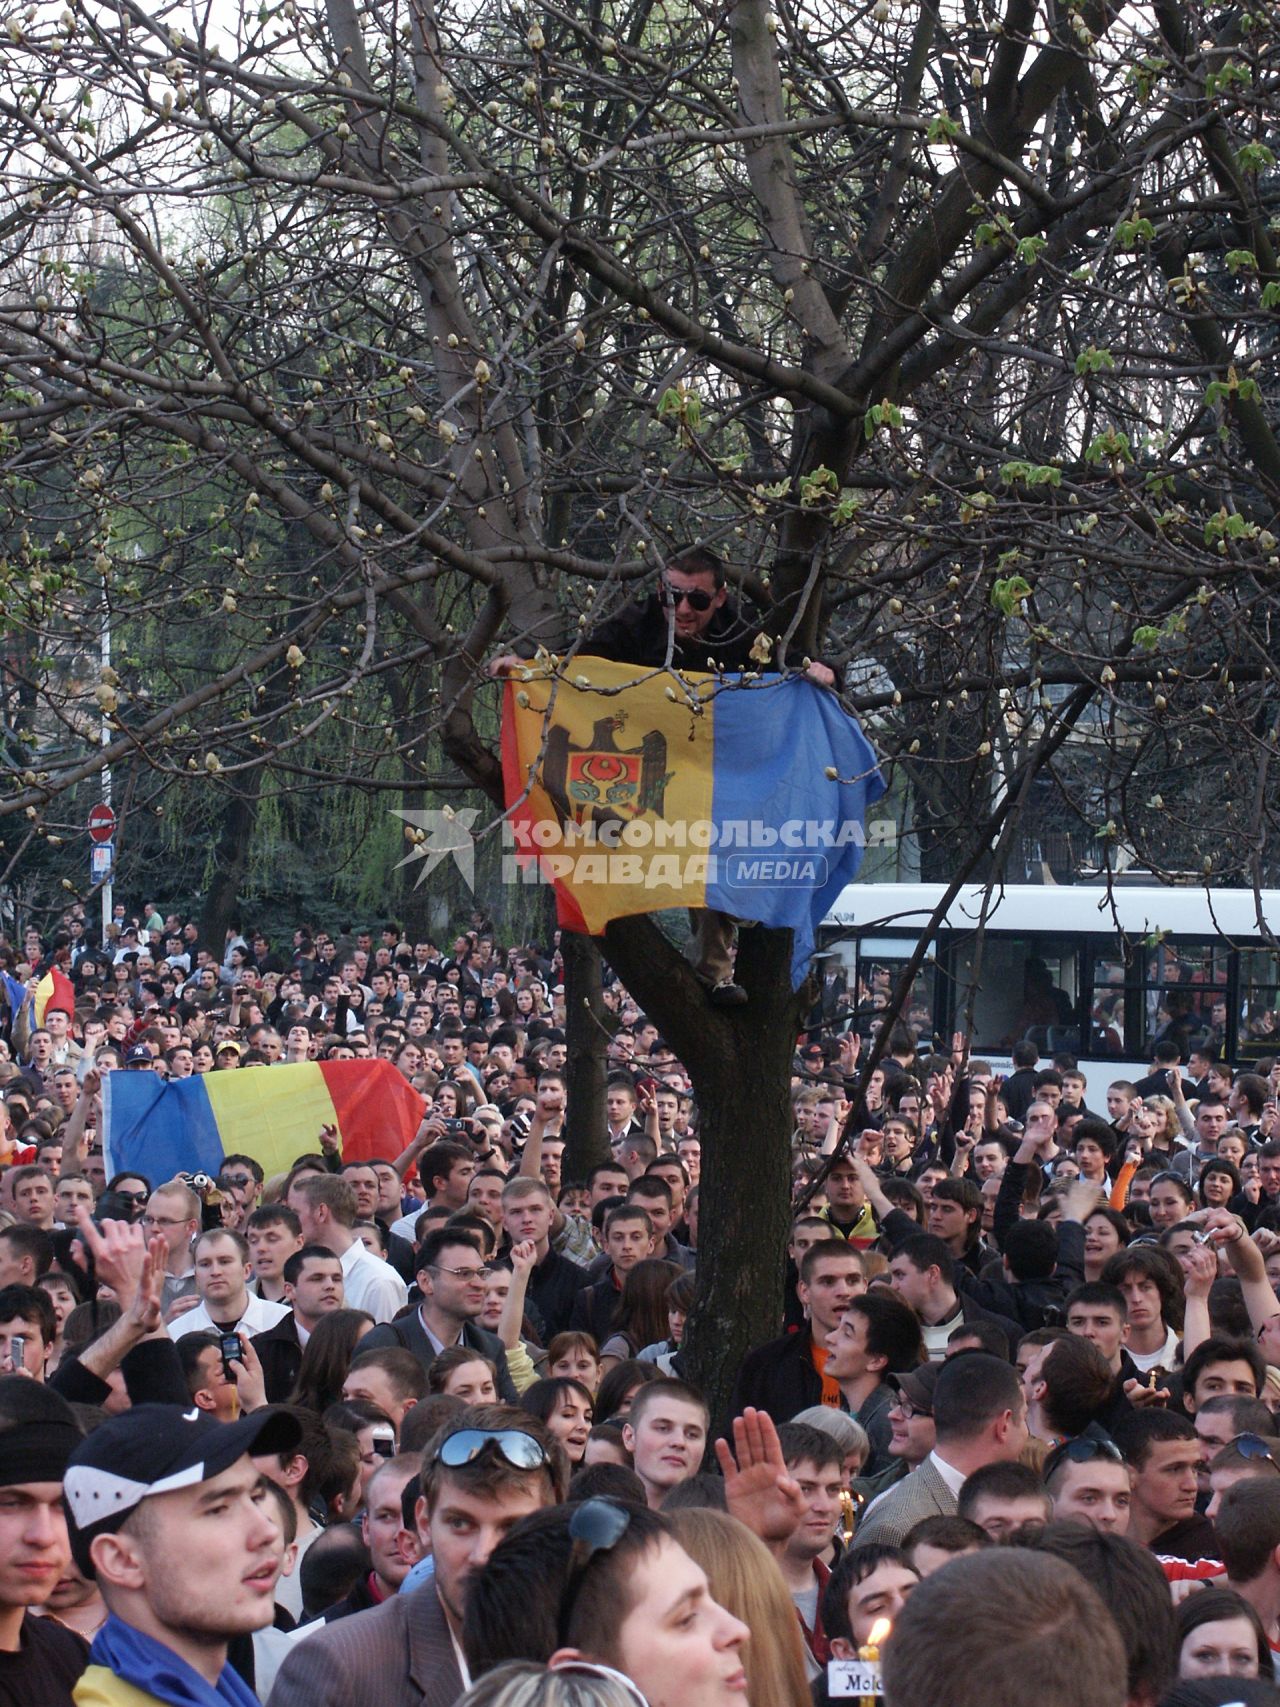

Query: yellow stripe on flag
<box><xmin>203</xmin><ymin>1061</ymin><xmax>339</xmax><ymax>1181</ymax></box>
<box><xmin>508</xmin><ymin>659</ymin><xmax>717</xmax><ymax>931</ymax></box>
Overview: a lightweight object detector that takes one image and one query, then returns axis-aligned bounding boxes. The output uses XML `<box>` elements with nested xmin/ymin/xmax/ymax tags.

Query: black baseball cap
<box><xmin>889</xmin><ymin>1363</ymin><xmax>941</xmax><ymax>1412</ymax></box>
<box><xmin>64</xmin><ymin>1403</ymin><xmax>301</xmax><ymax>1574</ymax></box>
<box><xmin>1160</xmin><ymin>1682</ymin><xmax>1280</xmax><ymax>1707</ymax></box>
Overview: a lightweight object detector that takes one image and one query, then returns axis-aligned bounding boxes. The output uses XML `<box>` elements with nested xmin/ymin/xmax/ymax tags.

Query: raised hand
<box><xmin>714</xmin><ymin>1407</ymin><xmax>805</xmax><ymax>1547</ymax></box>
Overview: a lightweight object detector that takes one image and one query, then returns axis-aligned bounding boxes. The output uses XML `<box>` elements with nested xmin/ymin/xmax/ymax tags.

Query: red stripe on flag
<box><xmin>35</xmin><ymin>966</ymin><xmax>75</xmax><ymax>1025</ymax></box>
<box><xmin>318</xmin><ymin>1058</ymin><xmax>425</xmax><ymax>1162</ymax></box>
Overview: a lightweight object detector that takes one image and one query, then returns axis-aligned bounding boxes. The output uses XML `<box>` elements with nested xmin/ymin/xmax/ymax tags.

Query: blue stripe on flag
<box><xmin>103</xmin><ymin>1071</ymin><xmax>226</xmax><ymax>1182</ymax></box>
<box><xmin>705</xmin><ymin>676</ymin><xmax>886</xmax><ymax>986</ymax></box>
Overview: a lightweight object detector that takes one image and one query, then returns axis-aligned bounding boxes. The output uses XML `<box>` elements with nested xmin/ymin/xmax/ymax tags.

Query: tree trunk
<box><xmin>199</xmin><ymin>782</ymin><xmax>262</xmax><ymax>950</ymax></box>
<box><xmin>603</xmin><ymin>913</ymin><xmax>804</xmax><ymax>1437</ymax></box>
<box><xmin>560</xmin><ymin>929</ymin><xmax>609</xmax><ymax>1179</ymax></box>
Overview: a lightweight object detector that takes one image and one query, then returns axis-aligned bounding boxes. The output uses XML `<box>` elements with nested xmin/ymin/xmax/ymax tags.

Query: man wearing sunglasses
<box><xmin>267</xmin><ymin>1408</ymin><xmax>567</xmax><ymax>1707</ymax></box>
<box><xmin>490</xmin><ymin>545</ymin><xmax>837</xmax><ymax>1007</ymax></box>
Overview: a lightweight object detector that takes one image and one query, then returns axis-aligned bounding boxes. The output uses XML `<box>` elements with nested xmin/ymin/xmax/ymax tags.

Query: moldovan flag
<box><xmin>33</xmin><ymin>967</ymin><xmax>75</xmax><ymax>1025</ymax></box>
<box><xmin>102</xmin><ymin>1058</ymin><xmax>424</xmax><ymax>1183</ymax></box>
<box><xmin>501</xmin><ymin>660</ymin><xmax>886</xmax><ymax>986</ymax></box>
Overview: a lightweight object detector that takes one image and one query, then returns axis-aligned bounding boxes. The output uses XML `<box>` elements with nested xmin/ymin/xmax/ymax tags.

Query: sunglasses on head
<box><xmin>556</xmin><ymin>1498</ymin><xmax>632</xmax><ymax>1647</ymax></box>
<box><xmin>432</xmin><ymin>1427</ymin><xmax>549</xmax><ymax>1473</ymax></box>
<box><xmin>1230</xmin><ymin>1433</ymin><xmax>1277</xmax><ymax>1463</ymax></box>
<box><xmin>660</xmin><ymin>583</ymin><xmax>714</xmax><ymax>611</ymax></box>
<box><xmin>1044</xmin><ymin>1435</ymin><xmax>1123</xmax><ymax>1481</ymax></box>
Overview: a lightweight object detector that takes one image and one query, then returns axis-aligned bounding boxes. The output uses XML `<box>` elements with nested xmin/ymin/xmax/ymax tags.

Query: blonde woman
<box><xmin>667</xmin><ymin>1507</ymin><xmax>812</xmax><ymax>1707</ymax></box>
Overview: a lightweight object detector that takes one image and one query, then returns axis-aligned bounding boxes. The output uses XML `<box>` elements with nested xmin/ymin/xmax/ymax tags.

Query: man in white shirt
<box><xmin>168</xmin><ymin>1228</ymin><xmax>291</xmax><ymax>1340</ymax></box>
<box><xmin>285</xmin><ymin>1172</ymin><xmax>407</xmax><ymax>1323</ymax></box>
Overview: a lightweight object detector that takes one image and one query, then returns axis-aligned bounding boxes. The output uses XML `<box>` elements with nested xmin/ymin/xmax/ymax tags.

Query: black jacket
<box><xmin>323</xmin><ymin>1572</ymin><xmax>385</xmax><ymax>1623</ymax></box>
<box><xmin>583</xmin><ymin>593</ymin><xmax>761</xmax><ymax>672</ymax></box>
<box><xmin>527</xmin><ymin>1246</ymin><xmax>593</xmax><ymax>1341</ymax></box>
<box><xmin>359</xmin><ymin>1310</ymin><xmax>518</xmax><ymax>1403</ymax></box>
<box><xmin>1001</xmin><ymin>1068</ymin><xmax>1040</xmax><ymax>1123</ymax></box>
<box><xmin>569</xmin><ymin>1273</ymin><xmax>624</xmax><ymax>1347</ymax></box>
<box><xmin>967</xmin><ymin>1158</ymin><xmax>1089</xmax><ymax>1330</ymax></box>
<box><xmin>253</xmin><ymin>1312</ymin><xmax>303</xmax><ymax>1405</ymax></box>
<box><xmin>729</xmin><ymin>1324</ymin><xmax>825</xmax><ymax>1425</ymax></box>
<box><xmin>50</xmin><ymin>1334</ymin><xmax>188</xmax><ymax>1409</ymax></box>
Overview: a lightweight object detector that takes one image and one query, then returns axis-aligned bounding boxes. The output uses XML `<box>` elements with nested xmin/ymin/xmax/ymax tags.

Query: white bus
<box><xmin>818</xmin><ymin>883</ymin><xmax>1280</xmax><ymax>1084</ymax></box>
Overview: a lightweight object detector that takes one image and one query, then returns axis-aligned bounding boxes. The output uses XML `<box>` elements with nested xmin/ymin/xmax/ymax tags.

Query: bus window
<box><xmin>1137</xmin><ymin>943</ymin><xmax>1229</xmax><ymax>1058</ymax></box>
<box><xmin>851</xmin><ymin>950</ymin><xmax>934</xmax><ymax>1047</ymax></box>
<box><xmin>952</xmin><ymin>938</ymin><xmax>1080</xmax><ymax>1055</ymax></box>
<box><xmin>1239</xmin><ymin>949</ymin><xmax>1280</xmax><ymax>1058</ymax></box>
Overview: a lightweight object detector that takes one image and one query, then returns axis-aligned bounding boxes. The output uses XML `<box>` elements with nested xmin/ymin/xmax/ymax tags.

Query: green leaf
<box><xmin>1237</xmin><ymin>142</ymin><xmax>1276</xmax><ymax>173</ymax></box>
<box><xmin>1085</xmin><ymin>429</ymin><xmax>1133</xmax><ymax>465</ymax></box>
<box><xmin>1075</xmin><ymin>345</ymin><xmax>1116</xmax><ymax>375</ymax></box>
<box><xmin>1116</xmin><ymin>216</ymin><xmax>1155</xmax><ymax>250</ymax></box>
<box><xmin>991</xmin><ymin>574</ymin><xmax>1032</xmax><ymax>616</ymax></box>
<box><xmin>798</xmin><ymin>465</ymin><xmax>840</xmax><ymax>506</ymax></box>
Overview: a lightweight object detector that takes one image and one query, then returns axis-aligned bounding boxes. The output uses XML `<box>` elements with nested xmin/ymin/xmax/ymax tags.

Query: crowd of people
<box><xmin>3</xmin><ymin>897</ymin><xmax>1280</xmax><ymax>1707</ymax></box>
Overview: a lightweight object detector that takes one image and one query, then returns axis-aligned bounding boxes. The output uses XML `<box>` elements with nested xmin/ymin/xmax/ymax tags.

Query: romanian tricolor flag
<box><xmin>102</xmin><ymin>1058</ymin><xmax>424</xmax><ymax>1184</ymax></box>
<box><xmin>502</xmin><ymin>660</ymin><xmax>886</xmax><ymax>985</ymax></box>
<box><xmin>33</xmin><ymin>966</ymin><xmax>75</xmax><ymax>1026</ymax></box>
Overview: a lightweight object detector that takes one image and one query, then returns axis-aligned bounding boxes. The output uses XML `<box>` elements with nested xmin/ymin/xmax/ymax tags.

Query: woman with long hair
<box><xmin>598</xmin><ymin>1259</ymin><xmax>681</xmax><ymax>1372</ymax></box>
<box><xmin>1175</xmin><ymin>1586</ymin><xmax>1269</xmax><ymax>1681</ymax></box>
<box><xmin>667</xmin><ymin>1507</ymin><xmax>813</xmax><ymax>1707</ymax></box>
<box><xmin>288</xmin><ymin>1307</ymin><xmax>375</xmax><ymax>1413</ymax></box>
<box><xmin>594</xmin><ymin>1360</ymin><xmax>660</xmax><ymax>1425</ymax></box>
<box><xmin>1083</xmin><ymin>1206</ymin><xmax>1132</xmax><ymax>1282</ymax></box>
<box><xmin>1143</xmin><ymin>1096</ymin><xmax>1180</xmax><ymax>1155</ymax></box>
<box><xmin>519</xmin><ymin>1376</ymin><xmax>594</xmax><ymax>1464</ymax></box>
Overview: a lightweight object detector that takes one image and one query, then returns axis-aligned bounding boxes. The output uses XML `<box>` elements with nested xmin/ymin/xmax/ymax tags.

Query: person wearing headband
<box><xmin>267</xmin><ymin>1406</ymin><xmax>568</xmax><ymax>1707</ymax></box>
<box><xmin>0</xmin><ymin>1376</ymin><xmax>87</xmax><ymax>1707</ymax></box>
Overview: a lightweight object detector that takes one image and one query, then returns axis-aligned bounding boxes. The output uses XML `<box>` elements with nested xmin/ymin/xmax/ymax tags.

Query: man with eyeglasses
<box><xmin>140</xmin><ymin>1180</ymin><xmax>201</xmax><ymax>1319</ymax></box>
<box><xmin>268</xmin><ymin>1407</ymin><xmax>567</xmax><ymax>1707</ymax></box>
<box><xmin>360</xmin><ymin>1229</ymin><xmax>518</xmax><ymax>1401</ymax></box>
<box><xmin>853</xmin><ymin>1364</ymin><xmax>941</xmax><ymax>1512</ymax></box>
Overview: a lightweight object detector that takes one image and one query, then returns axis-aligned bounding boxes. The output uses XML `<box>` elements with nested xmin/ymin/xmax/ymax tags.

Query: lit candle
<box><xmin>856</xmin><ymin>1616</ymin><xmax>891</xmax><ymax>1705</ymax></box>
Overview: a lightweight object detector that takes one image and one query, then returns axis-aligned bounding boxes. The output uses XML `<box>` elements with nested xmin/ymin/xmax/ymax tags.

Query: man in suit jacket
<box><xmin>268</xmin><ymin>1404</ymin><xmax>568</xmax><ymax>1707</ymax></box>
<box><xmin>358</xmin><ymin>1229</ymin><xmax>518</xmax><ymax>1403</ymax></box>
<box><xmin>854</xmin><ymin>1352</ymin><xmax>1028</xmax><ymax>1548</ymax></box>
